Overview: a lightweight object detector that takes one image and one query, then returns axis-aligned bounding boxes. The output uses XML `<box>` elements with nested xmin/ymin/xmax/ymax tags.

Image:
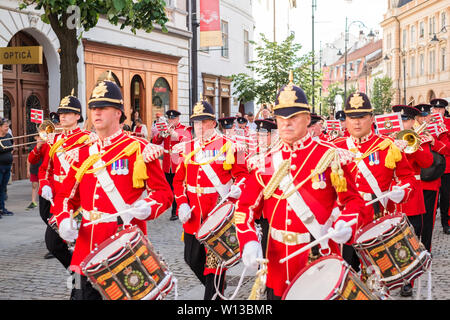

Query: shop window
<box><xmin>152</xmin><ymin>77</ymin><xmax>171</xmax><ymax>121</ymax></box>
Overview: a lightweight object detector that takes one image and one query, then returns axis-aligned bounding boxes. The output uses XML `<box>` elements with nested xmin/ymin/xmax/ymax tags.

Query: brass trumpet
<box><xmin>396</xmin><ymin>121</ymin><xmax>428</xmax><ymax>154</ymax></box>
<box><xmin>0</xmin><ymin>120</ymin><xmax>58</xmax><ymax>149</ymax></box>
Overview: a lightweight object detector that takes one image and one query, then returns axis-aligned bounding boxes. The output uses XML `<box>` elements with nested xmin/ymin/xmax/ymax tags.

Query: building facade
<box><xmin>0</xmin><ymin>0</ymin><xmax>191</xmax><ymax>179</ymax></box>
<box><xmin>381</xmin><ymin>0</ymin><xmax>450</xmax><ymax>105</ymax></box>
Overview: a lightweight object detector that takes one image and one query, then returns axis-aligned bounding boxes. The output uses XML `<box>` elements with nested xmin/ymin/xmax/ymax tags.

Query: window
<box><xmin>442</xmin><ymin>12</ymin><xmax>447</xmax><ymax>32</ymax></box>
<box><xmin>387</xmin><ymin>33</ymin><xmax>392</xmax><ymax>50</ymax></box>
<box><xmin>442</xmin><ymin>48</ymin><xmax>446</xmax><ymax>71</ymax></box>
<box><xmin>402</xmin><ymin>28</ymin><xmax>407</xmax><ymax>48</ymax></box>
<box><xmin>420</xmin><ymin>53</ymin><xmax>424</xmax><ymax>75</ymax></box>
<box><xmin>244</xmin><ymin>29</ymin><xmax>249</xmax><ymax>64</ymax></box>
<box><xmin>429</xmin><ymin>50</ymin><xmax>435</xmax><ymax>74</ymax></box>
<box><xmin>410</xmin><ymin>56</ymin><xmax>415</xmax><ymax>77</ymax></box>
<box><xmin>410</xmin><ymin>25</ymin><xmax>416</xmax><ymax>44</ymax></box>
<box><xmin>429</xmin><ymin>16</ymin><xmax>436</xmax><ymax>35</ymax></box>
<box><xmin>221</xmin><ymin>20</ymin><xmax>229</xmax><ymax>58</ymax></box>
<box><xmin>419</xmin><ymin>21</ymin><xmax>425</xmax><ymax>38</ymax></box>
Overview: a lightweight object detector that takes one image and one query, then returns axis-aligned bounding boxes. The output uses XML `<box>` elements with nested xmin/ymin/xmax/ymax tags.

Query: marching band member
<box><xmin>52</xmin><ymin>78</ymin><xmax>173</xmax><ymax>300</ymax></box>
<box><xmin>333</xmin><ymin>92</ymin><xmax>417</xmax><ymax>273</ymax></box>
<box><xmin>308</xmin><ymin>113</ymin><xmax>324</xmax><ymax>141</ymax></box>
<box><xmin>173</xmin><ymin>98</ymin><xmax>248</xmax><ymax>300</ymax></box>
<box><xmin>430</xmin><ymin>98</ymin><xmax>450</xmax><ymax>235</ymax></box>
<box><xmin>152</xmin><ymin>109</ymin><xmax>192</xmax><ymax>221</ymax></box>
<box><xmin>414</xmin><ymin>104</ymin><xmax>450</xmax><ymax>251</ymax></box>
<box><xmin>235</xmin><ymin>76</ymin><xmax>366</xmax><ymax>300</ymax></box>
<box><xmin>335</xmin><ymin>110</ymin><xmax>349</xmax><ymax>137</ymax></box>
<box><xmin>38</xmin><ymin>92</ymin><xmax>91</xmax><ymax>271</ymax></box>
<box><xmin>392</xmin><ymin>104</ymin><xmax>434</xmax><ymax>297</ymax></box>
<box><xmin>218</xmin><ymin>117</ymin><xmax>236</xmax><ymax>137</ymax></box>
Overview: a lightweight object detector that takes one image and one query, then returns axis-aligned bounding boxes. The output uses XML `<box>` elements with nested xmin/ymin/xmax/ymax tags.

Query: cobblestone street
<box><xmin>0</xmin><ymin>180</ymin><xmax>449</xmax><ymax>300</ymax></box>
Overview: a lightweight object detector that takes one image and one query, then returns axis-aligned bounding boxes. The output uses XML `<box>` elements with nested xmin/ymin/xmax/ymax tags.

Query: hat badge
<box><xmin>277</xmin><ymin>71</ymin><xmax>297</xmax><ymax>107</ymax></box>
<box><xmin>193</xmin><ymin>94</ymin><xmax>205</xmax><ymax>115</ymax></box>
<box><xmin>91</xmin><ymin>81</ymin><xmax>108</xmax><ymax>99</ymax></box>
<box><xmin>349</xmin><ymin>93</ymin><xmax>364</xmax><ymax>109</ymax></box>
<box><xmin>60</xmin><ymin>88</ymin><xmax>75</xmax><ymax>107</ymax></box>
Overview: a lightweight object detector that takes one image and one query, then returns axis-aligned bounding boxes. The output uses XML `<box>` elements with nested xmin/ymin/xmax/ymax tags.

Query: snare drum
<box><xmin>282</xmin><ymin>255</ymin><xmax>379</xmax><ymax>300</ymax></box>
<box><xmin>353</xmin><ymin>213</ymin><xmax>431</xmax><ymax>290</ymax></box>
<box><xmin>196</xmin><ymin>202</ymin><xmax>240</xmax><ymax>267</ymax></box>
<box><xmin>81</xmin><ymin>226</ymin><xmax>174</xmax><ymax>300</ymax></box>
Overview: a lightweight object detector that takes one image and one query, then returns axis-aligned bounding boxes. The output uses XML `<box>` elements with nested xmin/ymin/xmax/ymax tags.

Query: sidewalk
<box><xmin>0</xmin><ymin>179</ymin><xmax>449</xmax><ymax>300</ymax></box>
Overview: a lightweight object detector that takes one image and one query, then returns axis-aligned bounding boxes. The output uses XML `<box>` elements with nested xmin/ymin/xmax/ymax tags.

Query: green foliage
<box><xmin>371</xmin><ymin>76</ymin><xmax>395</xmax><ymax>114</ymax></box>
<box><xmin>231</xmin><ymin>33</ymin><xmax>322</xmax><ymax>108</ymax></box>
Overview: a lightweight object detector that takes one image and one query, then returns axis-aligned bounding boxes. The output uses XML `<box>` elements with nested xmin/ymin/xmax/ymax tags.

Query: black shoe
<box><xmin>400</xmin><ymin>284</ymin><xmax>413</xmax><ymax>297</ymax></box>
<box><xmin>44</xmin><ymin>252</ymin><xmax>55</xmax><ymax>259</ymax></box>
<box><xmin>170</xmin><ymin>214</ymin><xmax>179</xmax><ymax>221</ymax></box>
<box><xmin>444</xmin><ymin>227</ymin><xmax>450</xmax><ymax>234</ymax></box>
<box><xmin>1</xmin><ymin>209</ymin><xmax>13</xmax><ymax>216</ymax></box>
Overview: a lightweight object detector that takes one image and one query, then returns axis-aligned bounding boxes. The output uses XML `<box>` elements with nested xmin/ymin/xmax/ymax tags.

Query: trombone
<box><xmin>0</xmin><ymin>120</ymin><xmax>59</xmax><ymax>149</ymax></box>
<box><xmin>396</xmin><ymin>121</ymin><xmax>428</xmax><ymax>154</ymax></box>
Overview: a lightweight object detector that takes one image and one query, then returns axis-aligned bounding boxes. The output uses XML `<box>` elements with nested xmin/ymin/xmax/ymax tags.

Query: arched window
<box><xmin>3</xmin><ymin>94</ymin><xmax>12</xmax><ymax>121</ymax></box>
<box><xmin>152</xmin><ymin>77</ymin><xmax>171</xmax><ymax>121</ymax></box>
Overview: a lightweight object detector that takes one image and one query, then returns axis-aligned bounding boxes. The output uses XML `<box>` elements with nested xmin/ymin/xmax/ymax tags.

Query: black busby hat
<box><xmin>236</xmin><ymin>117</ymin><xmax>248</xmax><ymax>124</ymax></box>
<box><xmin>392</xmin><ymin>105</ymin><xmax>420</xmax><ymax>120</ymax></box>
<box><xmin>255</xmin><ymin>118</ymin><xmax>277</xmax><ymax>132</ymax></box>
<box><xmin>273</xmin><ymin>71</ymin><xmax>311</xmax><ymax>119</ymax></box>
<box><xmin>88</xmin><ymin>75</ymin><xmax>125</xmax><ymax>123</ymax></box>
<box><xmin>49</xmin><ymin>112</ymin><xmax>59</xmax><ymax>124</ymax></box>
<box><xmin>344</xmin><ymin>92</ymin><xmax>373</xmax><ymax>118</ymax></box>
<box><xmin>190</xmin><ymin>95</ymin><xmax>216</xmax><ymax>121</ymax></box>
<box><xmin>430</xmin><ymin>98</ymin><xmax>448</xmax><ymax>108</ymax></box>
<box><xmin>218</xmin><ymin>117</ymin><xmax>236</xmax><ymax>129</ymax></box>
<box><xmin>415</xmin><ymin>104</ymin><xmax>432</xmax><ymax>116</ymax></box>
<box><xmin>335</xmin><ymin>110</ymin><xmax>346</xmax><ymax>121</ymax></box>
<box><xmin>58</xmin><ymin>89</ymin><xmax>83</xmax><ymax>123</ymax></box>
<box><xmin>166</xmin><ymin>109</ymin><xmax>181</xmax><ymax>119</ymax></box>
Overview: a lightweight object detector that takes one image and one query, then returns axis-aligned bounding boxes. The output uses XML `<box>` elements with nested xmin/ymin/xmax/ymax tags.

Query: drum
<box><xmin>196</xmin><ymin>202</ymin><xmax>240</xmax><ymax>267</ymax></box>
<box><xmin>353</xmin><ymin>213</ymin><xmax>431</xmax><ymax>290</ymax></box>
<box><xmin>81</xmin><ymin>225</ymin><xmax>174</xmax><ymax>300</ymax></box>
<box><xmin>282</xmin><ymin>255</ymin><xmax>379</xmax><ymax>300</ymax></box>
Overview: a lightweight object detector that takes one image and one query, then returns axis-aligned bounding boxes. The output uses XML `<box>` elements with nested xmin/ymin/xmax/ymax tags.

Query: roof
<box><xmin>330</xmin><ymin>39</ymin><xmax>383</xmax><ymax>66</ymax></box>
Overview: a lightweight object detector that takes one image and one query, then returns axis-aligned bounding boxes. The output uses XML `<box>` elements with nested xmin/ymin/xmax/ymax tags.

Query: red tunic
<box><xmin>52</xmin><ymin>130</ymin><xmax>173</xmax><ymax>274</ymax></box>
<box><xmin>421</xmin><ymin>130</ymin><xmax>450</xmax><ymax>191</ymax></box>
<box><xmin>235</xmin><ymin>134</ymin><xmax>366</xmax><ymax>297</ymax></box>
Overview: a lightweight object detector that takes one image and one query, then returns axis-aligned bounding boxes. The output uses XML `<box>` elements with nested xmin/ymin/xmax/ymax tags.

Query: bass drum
<box><xmin>420</xmin><ymin>150</ymin><xmax>445</xmax><ymax>181</ymax></box>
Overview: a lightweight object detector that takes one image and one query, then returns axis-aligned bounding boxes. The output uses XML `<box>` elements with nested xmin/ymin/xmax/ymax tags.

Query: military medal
<box><xmin>311</xmin><ymin>171</ymin><xmax>320</xmax><ymax>190</ymax></box>
<box><xmin>116</xmin><ymin>159</ymin><xmax>123</xmax><ymax>175</ymax></box>
<box><xmin>123</xmin><ymin>159</ymin><xmax>129</xmax><ymax>175</ymax></box>
<box><xmin>374</xmin><ymin>151</ymin><xmax>380</xmax><ymax>165</ymax></box>
<box><xmin>318</xmin><ymin>173</ymin><xmax>326</xmax><ymax>189</ymax></box>
<box><xmin>111</xmin><ymin>161</ymin><xmax>117</xmax><ymax>175</ymax></box>
<box><xmin>368</xmin><ymin>153</ymin><xmax>374</xmax><ymax>166</ymax></box>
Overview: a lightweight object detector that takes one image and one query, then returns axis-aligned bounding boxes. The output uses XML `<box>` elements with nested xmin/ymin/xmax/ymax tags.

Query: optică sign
<box><xmin>0</xmin><ymin>46</ymin><xmax>43</xmax><ymax>64</ymax></box>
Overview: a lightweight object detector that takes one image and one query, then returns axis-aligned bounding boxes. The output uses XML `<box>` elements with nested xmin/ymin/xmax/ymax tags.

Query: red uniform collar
<box><xmin>350</xmin><ymin>131</ymin><xmax>374</xmax><ymax>145</ymax></box>
<box><xmin>97</xmin><ymin>129</ymin><xmax>125</xmax><ymax>148</ymax></box>
<box><xmin>61</xmin><ymin>126</ymin><xmax>81</xmax><ymax>138</ymax></box>
<box><xmin>281</xmin><ymin>133</ymin><xmax>313</xmax><ymax>152</ymax></box>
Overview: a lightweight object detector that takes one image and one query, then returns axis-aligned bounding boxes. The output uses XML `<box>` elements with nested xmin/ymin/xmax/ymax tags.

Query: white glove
<box><xmin>130</xmin><ymin>200</ymin><xmax>152</xmax><ymax>220</ymax></box>
<box><xmin>387</xmin><ymin>186</ymin><xmax>406</xmax><ymax>204</ymax></box>
<box><xmin>59</xmin><ymin>218</ymin><xmax>79</xmax><ymax>242</ymax></box>
<box><xmin>229</xmin><ymin>184</ymin><xmax>242</xmax><ymax>199</ymax></box>
<box><xmin>178</xmin><ymin>203</ymin><xmax>192</xmax><ymax>224</ymax></box>
<box><xmin>41</xmin><ymin>185</ymin><xmax>53</xmax><ymax>202</ymax></box>
<box><xmin>328</xmin><ymin>220</ymin><xmax>352</xmax><ymax>244</ymax></box>
<box><xmin>241</xmin><ymin>241</ymin><xmax>263</xmax><ymax>270</ymax></box>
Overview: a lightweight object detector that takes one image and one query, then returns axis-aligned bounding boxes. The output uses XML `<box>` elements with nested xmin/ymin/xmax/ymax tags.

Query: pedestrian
<box><xmin>0</xmin><ymin>118</ymin><xmax>14</xmax><ymax>218</ymax></box>
<box><xmin>52</xmin><ymin>77</ymin><xmax>173</xmax><ymax>300</ymax></box>
<box><xmin>132</xmin><ymin>118</ymin><xmax>148</xmax><ymax>139</ymax></box>
<box><xmin>173</xmin><ymin>98</ymin><xmax>248</xmax><ymax>300</ymax></box>
<box><xmin>26</xmin><ymin>136</ymin><xmax>46</xmax><ymax>209</ymax></box>
<box><xmin>235</xmin><ymin>75</ymin><xmax>365</xmax><ymax>300</ymax></box>
<box><xmin>246</xmin><ymin>112</ymin><xmax>257</xmax><ymax>131</ymax></box>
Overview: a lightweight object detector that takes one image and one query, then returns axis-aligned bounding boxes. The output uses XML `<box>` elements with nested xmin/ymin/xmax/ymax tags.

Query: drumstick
<box><xmin>208</xmin><ymin>178</ymin><xmax>246</xmax><ymax>217</ymax></box>
<box><xmin>279</xmin><ymin>219</ymin><xmax>358</xmax><ymax>264</ymax></box>
<box><xmin>83</xmin><ymin>200</ymin><xmax>156</xmax><ymax>226</ymax></box>
<box><xmin>364</xmin><ymin>183</ymin><xmax>410</xmax><ymax>206</ymax></box>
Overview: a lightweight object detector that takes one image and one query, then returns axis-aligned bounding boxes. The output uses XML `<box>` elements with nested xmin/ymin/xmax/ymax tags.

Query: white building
<box><xmin>0</xmin><ymin>0</ymin><xmax>191</xmax><ymax>179</ymax></box>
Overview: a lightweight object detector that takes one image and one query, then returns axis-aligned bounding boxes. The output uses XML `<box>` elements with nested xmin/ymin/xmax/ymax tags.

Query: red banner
<box><xmin>199</xmin><ymin>0</ymin><xmax>223</xmax><ymax>47</ymax></box>
<box><xmin>374</xmin><ymin>113</ymin><xmax>404</xmax><ymax>136</ymax></box>
<box><xmin>30</xmin><ymin>108</ymin><xmax>43</xmax><ymax>124</ymax></box>
<box><xmin>326</xmin><ymin>120</ymin><xmax>341</xmax><ymax>132</ymax></box>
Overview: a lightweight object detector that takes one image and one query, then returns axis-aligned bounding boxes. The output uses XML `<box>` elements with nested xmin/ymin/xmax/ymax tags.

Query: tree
<box><xmin>231</xmin><ymin>33</ymin><xmax>322</xmax><ymax>110</ymax></box>
<box><xmin>19</xmin><ymin>0</ymin><xmax>168</xmax><ymax>98</ymax></box>
<box><xmin>323</xmin><ymin>82</ymin><xmax>344</xmax><ymax>117</ymax></box>
<box><xmin>371</xmin><ymin>77</ymin><xmax>395</xmax><ymax>114</ymax></box>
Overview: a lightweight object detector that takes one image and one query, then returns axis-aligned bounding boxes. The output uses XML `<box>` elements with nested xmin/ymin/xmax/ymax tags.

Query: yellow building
<box><xmin>381</xmin><ymin>0</ymin><xmax>450</xmax><ymax>105</ymax></box>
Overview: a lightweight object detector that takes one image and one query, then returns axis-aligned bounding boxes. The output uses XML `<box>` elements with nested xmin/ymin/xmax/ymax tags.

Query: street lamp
<box><xmin>343</xmin><ymin>17</ymin><xmax>375</xmax><ymax>103</ymax></box>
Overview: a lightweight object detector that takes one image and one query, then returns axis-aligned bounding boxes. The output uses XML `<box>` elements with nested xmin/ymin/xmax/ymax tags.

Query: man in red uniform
<box><xmin>333</xmin><ymin>92</ymin><xmax>417</xmax><ymax>274</ymax></box>
<box><xmin>392</xmin><ymin>104</ymin><xmax>434</xmax><ymax>296</ymax></box>
<box><xmin>152</xmin><ymin>109</ymin><xmax>192</xmax><ymax>220</ymax></box>
<box><xmin>52</xmin><ymin>78</ymin><xmax>173</xmax><ymax>300</ymax></box>
<box><xmin>415</xmin><ymin>104</ymin><xmax>450</xmax><ymax>250</ymax></box>
<box><xmin>430</xmin><ymin>98</ymin><xmax>450</xmax><ymax>234</ymax></box>
<box><xmin>235</xmin><ymin>76</ymin><xmax>366</xmax><ymax>300</ymax></box>
<box><xmin>173</xmin><ymin>98</ymin><xmax>248</xmax><ymax>300</ymax></box>
<box><xmin>38</xmin><ymin>92</ymin><xmax>91</xmax><ymax>270</ymax></box>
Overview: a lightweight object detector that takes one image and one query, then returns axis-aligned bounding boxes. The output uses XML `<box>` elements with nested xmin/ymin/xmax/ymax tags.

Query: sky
<box><xmin>289</xmin><ymin>0</ymin><xmax>388</xmax><ymax>54</ymax></box>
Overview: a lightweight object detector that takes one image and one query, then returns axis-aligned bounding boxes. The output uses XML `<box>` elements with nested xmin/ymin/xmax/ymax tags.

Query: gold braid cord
<box><xmin>263</xmin><ymin>159</ymin><xmax>290</xmax><ymax>200</ymax></box>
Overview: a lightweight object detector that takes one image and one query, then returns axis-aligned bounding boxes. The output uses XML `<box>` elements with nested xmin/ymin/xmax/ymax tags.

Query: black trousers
<box><xmin>39</xmin><ymin>196</ymin><xmax>72</xmax><ymax>269</ymax></box>
<box><xmin>422</xmin><ymin>190</ymin><xmax>438</xmax><ymax>252</ymax></box>
<box><xmin>70</xmin><ymin>274</ymin><xmax>102</xmax><ymax>300</ymax></box>
<box><xmin>165</xmin><ymin>172</ymin><xmax>177</xmax><ymax>216</ymax></box>
<box><xmin>183</xmin><ymin>232</ymin><xmax>226</xmax><ymax>300</ymax></box>
<box><xmin>440</xmin><ymin>173</ymin><xmax>450</xmax><ymax>229</ymax></box>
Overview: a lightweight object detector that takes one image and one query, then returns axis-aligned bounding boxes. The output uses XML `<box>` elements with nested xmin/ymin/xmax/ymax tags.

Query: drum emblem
<box><xmin>225</xmin><ymin>230</ymin><xmax>238</xmax><ymax>247</ymax></box>
<box><xmin>123</xmin><ymin>267</ymin><xmax>145</xmax><ymax>291</ymax></box>
<box><xmin>394</xmin><ymin>242</ymin><xmax>411</xmax><ymax>263</ymax></box>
